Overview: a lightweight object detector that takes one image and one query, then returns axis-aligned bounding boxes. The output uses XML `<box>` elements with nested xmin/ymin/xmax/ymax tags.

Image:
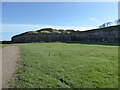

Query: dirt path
<box><xmin>2</xmin><ymin>45</ymin><xmax>20</xmax><ymax>88</ymax></box>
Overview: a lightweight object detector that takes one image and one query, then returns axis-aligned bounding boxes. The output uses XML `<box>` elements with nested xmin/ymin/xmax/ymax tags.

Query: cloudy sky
<box><xmin>2</xmin><ymin>2</ymin><xmax>118</xmax><ymax>40</ymax></box>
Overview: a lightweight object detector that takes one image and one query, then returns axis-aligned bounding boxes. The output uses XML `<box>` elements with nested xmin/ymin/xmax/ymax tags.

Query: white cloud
<box><xmin>89</xmin><ymin>17</ymin><xmax>99</xmax><ymax>23</ymax></box>
<box><xmin>2</xmin><ymin>24</ymin><xmax>96</xmax><ymax>33</ymax></box>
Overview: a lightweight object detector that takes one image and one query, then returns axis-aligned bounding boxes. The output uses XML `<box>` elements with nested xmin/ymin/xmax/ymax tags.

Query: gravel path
<box><xmin>2</xmin><ymin>45</ymin><xmax>20</xmax><ymax>88</ymax></box>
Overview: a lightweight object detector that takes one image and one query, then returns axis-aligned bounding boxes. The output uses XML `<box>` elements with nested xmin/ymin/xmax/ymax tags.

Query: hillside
<box><xmin>13</xmin><ymin>25</ymin><xmax>120</xmax><ymax>37</ymax></box>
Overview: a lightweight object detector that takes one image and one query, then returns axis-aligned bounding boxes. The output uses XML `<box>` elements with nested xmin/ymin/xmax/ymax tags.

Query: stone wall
<box><xmin>12</xmin><ymin>33</ymin><xmax>72</xmax><ymax>43</ymax></box>
<box><xmin>11</xmin><ymin>25</ymin><xmax>120</xmax><ymax>43</ymax></box>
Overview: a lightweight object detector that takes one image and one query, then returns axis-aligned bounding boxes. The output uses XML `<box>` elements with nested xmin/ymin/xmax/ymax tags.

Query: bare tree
<box><xmin>116</xmin><ymin>19</ymin><xmax>120</xmax><ymax>25</ymax></box>
<box><xmin>99</xmin><ymin>22</ymin><xmax>112</xmax><ymax>28</ymax></box>
<box><xmin>106</xmin><ymin>22</ymin><xmax>112</xmax><ymax>27</ymax></box>
<box><xmin>99</xmin><ymin>23</ymin><xmax>106</xmax><ymax>28</ymax></box>
<box><xmin>114</xmin><ymin>19</ymin><xmax>120</xmax><ymax>25</ymax></box>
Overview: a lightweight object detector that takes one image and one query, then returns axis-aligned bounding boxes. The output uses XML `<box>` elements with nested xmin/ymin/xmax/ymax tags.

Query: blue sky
<box><xmin>2</xmin><ymin>2</ymin><xmax>118</xmax><ymax>40</ymax></box>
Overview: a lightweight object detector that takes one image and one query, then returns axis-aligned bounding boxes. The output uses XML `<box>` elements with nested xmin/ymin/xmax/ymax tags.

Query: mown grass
<box><xmin>0</xmin><ymin>44</ymin><xmax>2</xmax><ymax>47</ymax></box>
<box><xmin>0</xmin><ymin>44</ymin><xmax>9</xmax><ymax>47</ymax></box>
<box><xmin>13</xmin><ymin>43</ymin><xmax>118</xmax><ymax>88</ymax></box>
<box><xmin>0</xmin><ymin>44</ymin><xmax>5</xmax><ymax>47</ymax></box>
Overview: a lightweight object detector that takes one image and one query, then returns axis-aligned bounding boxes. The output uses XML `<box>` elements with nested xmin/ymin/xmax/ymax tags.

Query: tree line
<box><xmin>99</xmin><ymin>18</ymin><xmax>120</xmax><ymax>28</ymax></box>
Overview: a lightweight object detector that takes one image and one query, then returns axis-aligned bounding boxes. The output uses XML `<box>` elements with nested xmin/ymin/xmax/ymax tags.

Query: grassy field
<box><xmin>0</xmin><ymin>44</ymin><xmax>3</xmax><ymax>47</ymax></box>
<box><xmin>0</xmin><ymin>44</ymin><xmax>9</xmax><ymax>47</ymax></box>
<box><xmin>12</xmin><ymin>43</ymin><xmax>118</xmax><ymax>88</ymax></box>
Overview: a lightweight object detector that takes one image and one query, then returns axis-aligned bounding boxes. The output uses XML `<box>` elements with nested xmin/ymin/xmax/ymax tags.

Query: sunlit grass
<box><xmin>12</xmin><ymin>43</ymin><xmax>118</xmax><ymax>88</ymax></box>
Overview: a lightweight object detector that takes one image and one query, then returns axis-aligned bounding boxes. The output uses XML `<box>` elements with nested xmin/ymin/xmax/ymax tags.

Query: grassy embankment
<box><xmin>12</xmin><ymin>43</ymin><xmax>118</xmax><ymax>88</ymax></box>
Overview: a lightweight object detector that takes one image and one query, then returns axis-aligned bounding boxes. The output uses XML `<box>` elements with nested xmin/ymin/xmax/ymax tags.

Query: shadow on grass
<box><xmin>65</xmin><ymin>41</ymin><xmax>119</xmax><ymax>46</ymax></box>
<box><xmin>1</xmin><ymin>41</ymin><xmax>119</xmax><ymax>46</ymax></box>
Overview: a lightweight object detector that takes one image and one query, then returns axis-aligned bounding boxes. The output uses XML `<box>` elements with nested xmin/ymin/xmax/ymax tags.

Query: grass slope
<box><xmin>13</xmin><ymin>43</ymin><xmax>118</xmax><ymax>88</ymax></box>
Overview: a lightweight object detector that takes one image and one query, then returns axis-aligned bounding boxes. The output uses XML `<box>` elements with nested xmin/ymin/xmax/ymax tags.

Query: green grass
<box><xmin>0</xmin><ymin>44</ymin><xmax>10</xmax><ymax>47</ymax></box>
<box><xmin>0</xmin><ymin>44</ymin><xmax>2</xmax><ymax>47</ymax></box>
<box><xmin>0</xmin><ymin>44</ymin><xmax>5</xmax><ymax>47</ymax></box>
<box><xmin>12</xmin><ymin>43</ymin><xmax>118</xmax><ymax>88</ymax></box>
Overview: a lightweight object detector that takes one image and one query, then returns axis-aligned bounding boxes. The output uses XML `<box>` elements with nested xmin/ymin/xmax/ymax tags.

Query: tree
<box><xmin>116</xmin><ymin>19</ymin><xmax>120</xmax><ymax>25</ymax></box>
<box><xmin>99</xmin><ymin>22</ymin><xmax>112</xmax><ymax>28</ymax></box>
<box><xmin>99</xmin><ymin>23</ymin><xmax>106</xmax><ymax>28</ymax></box>
<box><xmin>66</xmin><ymin>29</ymin><xmax>75</xmax><ymax>33</ymax></box>
<box><xmin>106</xmin><ymin>22</ymin><xmax>112</xmax><ymax>27</ymax></box>
<box><xmin>58</xmin><ymin>29</ymin><xmax>65</xmax><ymax>33</ymax></box>
<box><xmin>40</xmin><ymin>28</ymin><xmax>54</xmax><ymax>32</ymax></box>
